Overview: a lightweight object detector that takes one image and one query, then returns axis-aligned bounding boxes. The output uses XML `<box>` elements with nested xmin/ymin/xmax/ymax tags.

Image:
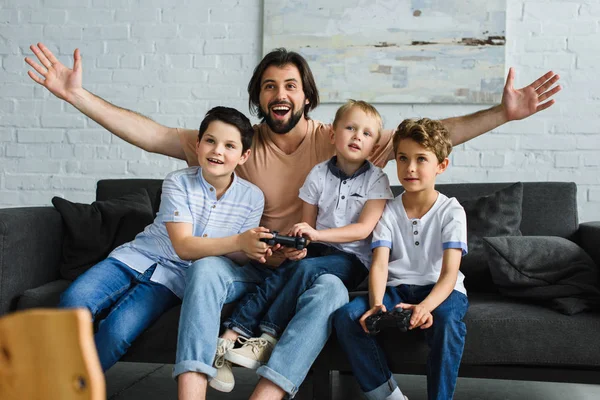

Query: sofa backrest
<box><xmin>97</xmin><ymin>180</ymin><xmax>578</xmax><ymax>239</ymax></box>
<box><xmin>412</xmin><ymin>182</ymin><xmax>578</xmax><ymax>240</ymax></box>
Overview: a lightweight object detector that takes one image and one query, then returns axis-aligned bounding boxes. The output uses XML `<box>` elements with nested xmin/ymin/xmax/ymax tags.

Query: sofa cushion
<box><xmin>97</xmin><ymin>179</ymin><xmax>163</xmax><ymax>215</ymax></box>
<box><xmin>52</xmin><ymin>190</ymin><xmax>154</xmax><ymax>280</ymax></box>
<box><xmin>16</xmin><ymin>279</ymin><xmax>71</xmax><ymax>310</ymax></box>
<box><xmin>457</xmin><ymin>182</ymin><xmax>524</xmax><ymax>292</ymax></box>
<box><xmin>484</xmin><ymin>236</ymin><xmax>600</xmax><ymax>315</ymax></box>
<box><xmin>461</xmin><ymin>294</ymin><xmax>600</xmax><ymax>367</ymax></box>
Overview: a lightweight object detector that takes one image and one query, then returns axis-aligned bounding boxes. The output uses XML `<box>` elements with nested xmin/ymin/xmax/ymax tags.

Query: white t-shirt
<box><xmin>371</xmin><ymin>192</ymin><xmax>468</xmax><ymax>295</ymax></box>
<box><xmin>299</xmin><ymin>157</ymin><xmax>394</xmax><ymax>267</ymax></box>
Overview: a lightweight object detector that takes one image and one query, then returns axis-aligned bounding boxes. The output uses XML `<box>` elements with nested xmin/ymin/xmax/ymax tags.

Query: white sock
<box><xmin>386</xmin><ymin>387</ymin><xmax>406</xmax><ymax>400</ymax></box>
<box><xmin>218</xmin><ymin>337</ymin><xmax>234</xmax><ymax>349</ymax></box>
<box><xmin>259</xmin><ymin>332</ymin><xmax>278</xmax><ymax>345</ymax></box>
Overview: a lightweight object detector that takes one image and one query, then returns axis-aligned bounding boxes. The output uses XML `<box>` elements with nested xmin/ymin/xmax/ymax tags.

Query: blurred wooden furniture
<box><xmin>0</xmin><ymin>308</ymin><xmax>105</xmax><ymax>400</ymax></box>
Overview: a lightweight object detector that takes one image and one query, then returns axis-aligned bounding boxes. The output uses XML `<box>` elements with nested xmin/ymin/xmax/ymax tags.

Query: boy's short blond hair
<box><xmin>333</xmin><ymin>99</ymin><xmax>383</xmax><ymax>142</ymax></box>
<box><xmin>393</xmin><ymin>118</ymin><xmax>452</xmax><ymax>163</ymax></box>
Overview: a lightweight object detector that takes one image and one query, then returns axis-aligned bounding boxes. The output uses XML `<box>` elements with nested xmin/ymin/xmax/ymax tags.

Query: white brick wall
<box><xmin>1</xmin><ymin>0</ymin><xmax>599</xmax><ymax>222</ymax></box>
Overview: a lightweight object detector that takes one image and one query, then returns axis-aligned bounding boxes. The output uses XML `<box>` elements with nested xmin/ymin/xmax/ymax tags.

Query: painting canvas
<box><xmin>263</xmin><ymin>0</ymin><xmax>506</xmax><ymax>104</ymax></box>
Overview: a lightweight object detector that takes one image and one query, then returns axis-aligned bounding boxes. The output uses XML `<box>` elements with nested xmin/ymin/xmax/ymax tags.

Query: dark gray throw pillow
<box><xmin>52</xmin><ymin>190</ymin><xmax>154</xmax><ymax>280</ymax></box>
<box><xmin>457</xmin><ymin>182</ymin><xmax>523</xmax><ymax>292</ymax></box>
<box><xmin>484</xmin><ymin>236</ymin><xmax>600</xmax><ymax>315</ymax></box>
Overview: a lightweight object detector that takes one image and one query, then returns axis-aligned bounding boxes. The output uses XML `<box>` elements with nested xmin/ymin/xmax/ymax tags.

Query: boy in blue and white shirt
<box><xmin>59</xmin><ymin>107</ymin><xmax>269</xmax><ymax>373</ymax></box>
<box><xmin>333</xmin><ymin>118</ymin><xmax>468</xmax><ymax>400</ymax></box>
<box><xmin>214</xmin><ymin>101</ymin><xmax>394</xmax><ymax>381</ymax></box>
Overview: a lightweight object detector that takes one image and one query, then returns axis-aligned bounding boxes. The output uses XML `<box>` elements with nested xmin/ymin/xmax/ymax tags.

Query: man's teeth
<box><xmin>272</xmin><ymin>106</ymin><xmax>290</xmax><ymax>111</ymax></box>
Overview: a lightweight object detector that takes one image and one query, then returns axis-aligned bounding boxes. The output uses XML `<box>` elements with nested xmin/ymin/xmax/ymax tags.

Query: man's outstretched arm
<box><xmin>25</xmin><ymin>42</ymin><xmax>190</xmax><ymax>160</ymax></box>
<box><xmin>442</xmin><ymin>67</ymin><xmax>562</xmax><ymax>146</ymax></box>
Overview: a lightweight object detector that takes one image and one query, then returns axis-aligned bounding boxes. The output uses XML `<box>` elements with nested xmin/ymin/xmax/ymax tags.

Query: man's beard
<box><xmin>263</xmin><ymin>107</ymin><xmax>304</xmax><ymax>134</ymax></box>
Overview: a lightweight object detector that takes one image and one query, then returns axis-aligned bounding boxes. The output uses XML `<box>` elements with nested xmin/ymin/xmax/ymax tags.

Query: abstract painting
<box><xmin>263</xmin><ymin>0</ymin><xmax>506</xmax><ymax>104</ymax></box>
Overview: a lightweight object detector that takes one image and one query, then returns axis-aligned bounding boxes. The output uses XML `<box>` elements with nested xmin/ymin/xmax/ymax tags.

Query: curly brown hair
<box><xmin>393</xmin><ymin>118</ymin><xmax>452</xmax><ymax>163</ymax></box>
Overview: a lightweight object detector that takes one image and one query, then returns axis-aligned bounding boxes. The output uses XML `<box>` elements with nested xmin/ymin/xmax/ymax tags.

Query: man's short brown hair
<box><xmin>393</xmin><ymin>118</ymin><xmax>452</xmax><ymax>162</ymax></box>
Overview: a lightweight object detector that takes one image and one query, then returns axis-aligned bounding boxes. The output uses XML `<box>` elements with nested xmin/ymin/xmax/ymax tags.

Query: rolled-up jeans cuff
<box><xmin>364</xmin><ymin>376</ymin><xmax>398</xmax><ymax>400</ymax></box>
<box><xmin>256</xmin><ymin>365</ymin><xmax>298</xmax><ymax>398</ymax></box>
<box><xmin>172</xmin><ymin>360</ymin><xmax>216</xmax><ymax>381</ymax></box>
<box><xmin>259</xmin><ymin>322</ymin><xmax>281</xmax><ymax>338</ymax></box>
<box><xmin>223</xmin><ymin>319</ymin><xmax>253</xmax><ymax>338</ymax></box>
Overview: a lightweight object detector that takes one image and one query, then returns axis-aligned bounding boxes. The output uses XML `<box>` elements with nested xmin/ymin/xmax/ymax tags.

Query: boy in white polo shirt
<box><xmin>333</xmin><ymin>118</ymin><xmax>468</xmax><ymax>400</ymax></box>
<box><xmin>211</xmin><ymin>100</ymin><xmax>394</xmax><ymax>382</ymax></box>
<box><xmin>59</xmin><ymin>107</ymin><xmax>271</xmax><ymax>374</ymax></box>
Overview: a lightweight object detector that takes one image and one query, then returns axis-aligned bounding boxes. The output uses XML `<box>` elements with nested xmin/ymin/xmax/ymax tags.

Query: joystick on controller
<box><xmin>365</xmin><ymin>309</ymin><xmax>413</xmax><ymax>335</ymax></box>
<box><xmin>260</xmin><ymin>231</ymin><xmax>307</xmax><ymax>250</ymax></box>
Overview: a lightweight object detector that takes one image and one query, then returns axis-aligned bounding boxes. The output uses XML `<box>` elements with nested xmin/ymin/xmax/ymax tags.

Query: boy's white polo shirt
<box><xmin>371</xmin><ymin>192</ymin><xmax>468</xmax><ymax>295</ymax></box>
<box><xmin>109</xmin><ymin>167</ymin><xmax>264</xmax><ymax>298</ymax></box>
<box><xmin>299</xmin><ymin>157</ymin><xmax>394</xmax><ymax>267</ymax></box>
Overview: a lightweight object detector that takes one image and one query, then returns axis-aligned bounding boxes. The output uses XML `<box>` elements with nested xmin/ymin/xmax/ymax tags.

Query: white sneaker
<box><xmin>224</xmin><ymin>333</ymin><xmax>277</xmax><ymax>370</ymax></box>
<box><xmin>209</xmin><ymin>338</ymin><xmax>235</xmax><ymax>392</ymax></box>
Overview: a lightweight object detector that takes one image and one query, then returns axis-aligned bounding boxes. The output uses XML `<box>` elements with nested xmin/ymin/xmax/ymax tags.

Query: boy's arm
<box><xmin>358</xmin><ymin>246</ymin><xmax>390</xmax><ymax>333</ymax></box>
<box><xmin>399</xmin><ymin>248</ymin><xmax>462</xmax><ymax>329</ymax></box>
<box><xmin>224</xmin><ymin>191</ymin><xmax>269</xmax><ymax>264</ymax></box>
<box><xmin>368</xmin><ymin>246</ymin><xmax>391</xmax><ymax>308</ymax></box>
<box><xmin>301</xmin><ymin>201</ymin><xmax>318</xmax><ymax>228</ymax></box>
<box><xmin>280</xmin><ymin>201</ymin><xmax>318</xmax><ymax>262</ymax></box>
<box><xmin>160</xmin><ymin>173</ymin><xmax>270</xmax><ymax>262</ymax></box>
<box><xmin>419</xmin><ymin>248</ymin><xmax>462</xmax><ymax>312</ymax></box>
<box><xmin>292</xmin><ymin>199</ymin><xmax>386</xmax><ymax>243</ymax></box>
<box><xmin>25</xmin><ymin>43</ymin><xmax>190</xmax><ymax>160</ymax></box>
<box><xmin>166</xmin><ymin>222</ymin><xmax>272</xmax><ymax>262</ymax></box>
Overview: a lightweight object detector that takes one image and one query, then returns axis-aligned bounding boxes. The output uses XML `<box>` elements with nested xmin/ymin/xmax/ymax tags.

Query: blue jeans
<box><xmin>59</xmin><ymin>257</ymin><xmax>180</xmax><ymax>371</ymax></box>
<box><xmin>332</xmin><ymin>285</ymin><xmax>469</xmax><ymax>400</ymax></box>
<box><xmin>225</xmin><ymin>245</ymin><xmax>368</xmax><ymax>338</ymax></box>
<box><xmin>173</xmin><ymin>256</ymin><xmax>272</xmax><ymax>380</ymax></box>
<box><xmin>257</xmin><ymin>274</ymin><xmax>350</xmax><ymax>397</ymax></box>
<box><xmin>173</xmin><ymin>255</ymin><xmax>350</xmax><ymax>398</ymax></box>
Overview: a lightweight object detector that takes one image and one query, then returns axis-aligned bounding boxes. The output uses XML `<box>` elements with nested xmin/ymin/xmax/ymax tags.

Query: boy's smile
<box><xmin>196</xmin><ymin>120</ymin><xmax>249</xmax><ymax>186</ymax></box>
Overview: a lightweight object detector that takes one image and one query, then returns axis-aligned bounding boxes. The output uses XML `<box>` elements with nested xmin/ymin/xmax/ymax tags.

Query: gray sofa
<box><xmin>1</xmin><ymin>179</ymin><xmax>599</xmax><ymax>399</ymax></box>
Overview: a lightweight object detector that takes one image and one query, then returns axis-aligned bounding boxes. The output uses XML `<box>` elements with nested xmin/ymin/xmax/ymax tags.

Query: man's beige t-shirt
<box><xmin>179</xmin><ymin>119</ymin><xmax>394</xmax><ymax>233</ymax></box>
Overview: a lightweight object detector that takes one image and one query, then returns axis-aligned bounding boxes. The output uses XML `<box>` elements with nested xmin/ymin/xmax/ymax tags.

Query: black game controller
<box><xmin>260</xmin><ymin>231</ymin><xmax>307</xmax><ymax>250</ymax></box>
<box><xmin>365</xmin><ymin>309</ymin><xmax>413</xmax><ymax>335</ymax></box>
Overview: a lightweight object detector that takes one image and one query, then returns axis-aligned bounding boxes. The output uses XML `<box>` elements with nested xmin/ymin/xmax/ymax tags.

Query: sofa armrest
<box><xmin>579</xmin><ymin>221</ymin><xmax>600</xmax><ymax>269</ymax></box>
<box><xmin>0</xmin><ymin>207</ymin><xmax>64</xmax><ymax>315</ymax></box>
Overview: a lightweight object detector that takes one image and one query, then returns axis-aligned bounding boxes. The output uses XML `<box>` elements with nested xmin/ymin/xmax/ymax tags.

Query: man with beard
<box><xmin>25</xmin><ymin>43</ymin><xmax>561</xmax><ymax>400</ymax></box>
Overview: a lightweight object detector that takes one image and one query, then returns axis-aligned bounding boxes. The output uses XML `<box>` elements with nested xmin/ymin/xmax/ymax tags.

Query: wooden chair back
<box><xmin>0</xmin><ymin>308</ymin><xmax>105</xmax><ymax>400</ymax></box>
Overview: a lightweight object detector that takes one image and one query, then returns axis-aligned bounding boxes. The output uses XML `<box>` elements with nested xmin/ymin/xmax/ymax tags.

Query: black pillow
<box><xmin>458</xmin><ymin>182</ymin><xmax>523</xmax><ymax>292</ymax></box>
<box><xmin>52</xmin><ymin>190</ymin><xmax>154</xmax><ymax>280</ymax></box>
<box><xmin>483</xmin><ymin>236</ymin><xmax>600</xmax><ymax>315</ymax></box>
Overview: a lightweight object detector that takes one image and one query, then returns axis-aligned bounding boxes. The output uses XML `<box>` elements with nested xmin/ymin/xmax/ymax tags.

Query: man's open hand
<box><xmin>25</xmin><ymin>43</ymin><xmax>83</xmax><ymax>103</ymax></box>
<box><xmin>501</xmin><ymin>67</ymin><xmax>561</xmax><ymax>121</ymax></box>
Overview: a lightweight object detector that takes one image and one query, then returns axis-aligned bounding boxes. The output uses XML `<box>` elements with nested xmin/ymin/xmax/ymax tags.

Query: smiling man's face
<box><xmin>258</xmin><ymin>63</ymin><xmax>309</xmax><ymax>134</ymax></box>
